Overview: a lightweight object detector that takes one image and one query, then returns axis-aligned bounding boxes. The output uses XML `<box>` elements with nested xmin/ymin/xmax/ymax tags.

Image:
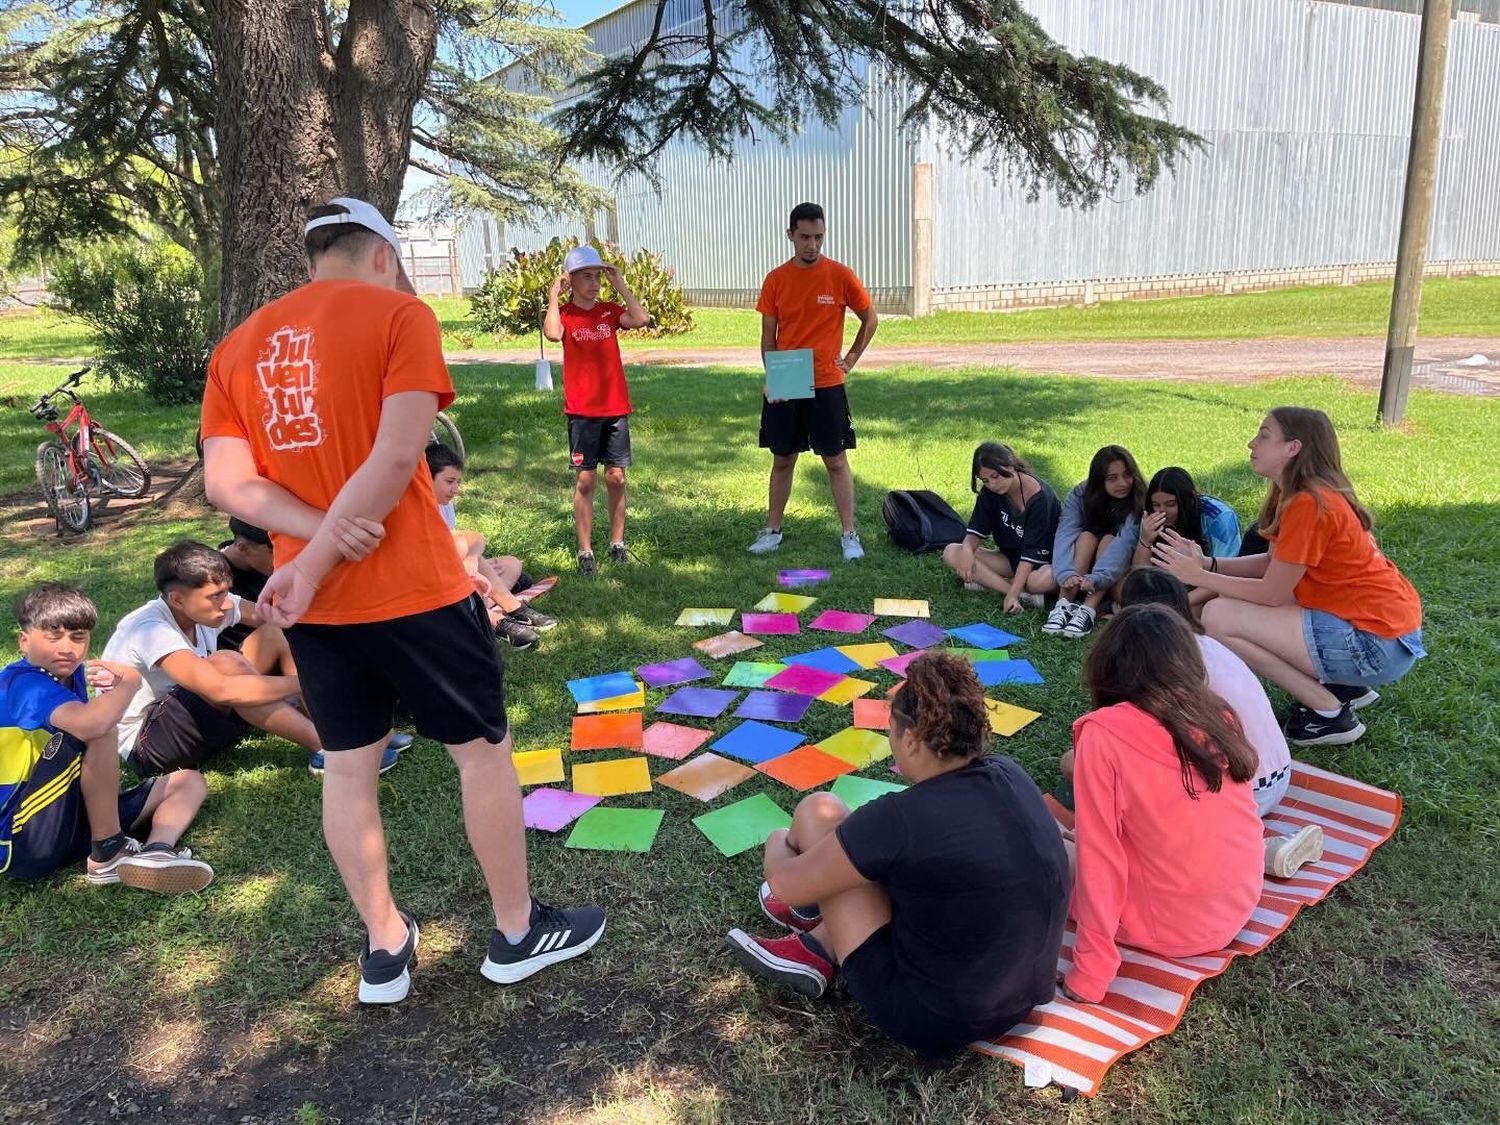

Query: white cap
<box><xmin>564</xmin><ymin>245</ymin><xmax>605</xmax><ymax>274</ymax></box>
<box><xmin>305</xmin><ymin>197</ymin><xmax>415</xmax><ymax>294</ymax></box>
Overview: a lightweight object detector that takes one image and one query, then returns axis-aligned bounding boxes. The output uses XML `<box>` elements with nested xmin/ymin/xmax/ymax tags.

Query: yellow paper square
<box><xmin>572</xmin><ymin>756</ymin><xmax>653</xmax><ymax>797</ymax></box>
<box><xmin>676</xmin><ymin>608</ymin><xmax>735</xmax><ymax>626</ymax></box>
<box><xmin>816</xmin><ymin>726</ymin><xmax>891</xmax><ymax>767</ymax></box>
<box><xmin>818</xmin><ymin>677</ymin><xmax>878</xmax><ymax>706</ymax></box>
<box><xmin>577</xmin><ymin>684</ymin><xmax>646</xmax><ymax>713</ymax></box>
<box><xmin>512</xmin><ymin>748</ymin><xmax>565</xmax><ymax>786</ymax></box>
<box><xmin>873</xmin><ymin>598</ymin><xmax>930</xmax><ymax>618</ymax></box>
<box><xmin>835</xmin><ymin>642</ymin><xmax>900</xmax><ymax>669</ymax></box>
<box><xmin>752</xmin><ymin>592</ymin><xmax>817</xmax><ymax>613</ymax></box>
<box><xmin>986</xmin><ymin>699</ymin><xmax>1043</xmax><ymax>737</ymax></box>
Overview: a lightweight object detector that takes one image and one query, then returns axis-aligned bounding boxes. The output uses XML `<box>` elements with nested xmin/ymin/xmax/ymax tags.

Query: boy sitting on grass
<box><xmin>103</xmin><ymin>541</ymin><xmax>402</xmax><ymax>777</ymax></box>
<box><xmin>1</xmin><ymin>583</ymin><xmax>213</xmax><ymax>893</ymax></box>
<box><xmin>426</xmin><ymin>443</ymin><xmax>555</xmax><ymax>650</ymax></box>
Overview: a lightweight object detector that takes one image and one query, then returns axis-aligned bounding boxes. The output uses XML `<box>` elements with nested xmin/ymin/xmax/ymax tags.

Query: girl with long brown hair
<box><xmin>725</xmin><ymin>652</ymin><xmax>1070</xmax><ymax>1054</ymax></box>
<box><xmin>1062</xmin><ymin>604</ymin><xmax>1265</xmax><ymax>1004</ymax></box>
<box><xmin>1152</xmin><ymin>407</ymin><xmax>1424</xmax><ymax>747</ymax></box>
<box><xmin>1045</xmin><ymin>444</ymin><xmax>1147</xmax><ymax>639</ymax></box>
<box><xmin>943</xmin><ymin>441</ymin><xmax>1063</xmax><ymax>613</ymax></box>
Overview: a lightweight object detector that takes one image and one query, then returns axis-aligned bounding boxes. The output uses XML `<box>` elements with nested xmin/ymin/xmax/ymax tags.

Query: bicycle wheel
<box><xmin>91</xmin><ymin>428</ymin><xmax>151</xmax><ymax>497</ymax></box>
<box><xmin>429</xmin><ymin>411</ymin><xmax>465</xmax><ymax>463</ymax></box>
<box><xmin>35</xmin><ymin>441</ymin><xmax>92</xmax><ymax>532</ymax></box>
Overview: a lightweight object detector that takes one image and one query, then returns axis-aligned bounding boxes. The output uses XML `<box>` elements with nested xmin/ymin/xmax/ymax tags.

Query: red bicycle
<box><xmin>28</xmin><ymin>367</ymin><xmax>151</xmax><ymax>532</ymax></box>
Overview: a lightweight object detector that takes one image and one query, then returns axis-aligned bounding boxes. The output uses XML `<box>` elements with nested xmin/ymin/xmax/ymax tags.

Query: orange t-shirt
<box><xmin>1264</xmin><ymin>489</ymin><xmax>1422</xmax><ymax>637</ymax></box>
<box><xmin>200</xmin><ymin>279</ymin><xmax>473</xmax><ymax>626</ymax></box>
<box><xmin>756</xmin><ymin>257</ymin><xmax>872</xmax><ymax>388</ymax></box>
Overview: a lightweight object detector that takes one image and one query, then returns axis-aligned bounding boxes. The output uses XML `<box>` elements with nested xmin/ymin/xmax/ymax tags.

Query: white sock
<box><xmin>1313</xmin><ymin>706</ymin><xmax>1342</xmax><ymax>719</ymax></box>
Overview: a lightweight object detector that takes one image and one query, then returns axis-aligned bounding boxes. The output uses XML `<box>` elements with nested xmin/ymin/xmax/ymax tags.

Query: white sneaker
<box><xmin>1062</xmin><ymin>604</ymin><xmax>1097</xmax><ymax>638</ymax></box>
<box><xmin>1018</xmin><ymin>591</ymin><xmax>1046</xmax><ymax>610</ymax></box>
<box><xmin>1264</xmin><ymin>825</ymin><xmax>1324</xmax><ymax>879</ymax></box>
<box><xmin>748</xmin><ymin>528</ymin><xmax>784</xmax><ymax>555</ymax></box>
<box><xmin>840</xmin><ymin>531</ymin><xmax>864</xmax><ymax>561</ymax></box>
<box><xmin>963</xmin><ymin>581</ymin><xmax>984</xmax><ymax>592</ymax></box>
<box><xmin>1043</xmin><ymin>600</ymin><xmax>1076</xmax><ymax>634</ymax></box>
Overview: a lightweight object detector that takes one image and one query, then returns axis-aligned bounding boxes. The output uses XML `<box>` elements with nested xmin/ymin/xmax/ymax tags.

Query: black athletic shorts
<box><xmin>286</xmin><ymin>595</ymin><xmax>508</xmax><ymax>753</ymax></box>
<box><xmin>129</xmin><ymin>687</ymin><xmax>251</xmax><ymax>776</ymax></box>
<box><xmin>3</xmin><ymin>733</ymin><xmax>156</xmax><ymax>881</ymax></box>
<box><xmin>567</xmin><ymin>414</ymin><xmax>631</xmax><ymax>471</ymax></box>
<box><xmin>759</xmin><ymin>384</ymin><xmax>856</xmax><ymax>458</ymax></box>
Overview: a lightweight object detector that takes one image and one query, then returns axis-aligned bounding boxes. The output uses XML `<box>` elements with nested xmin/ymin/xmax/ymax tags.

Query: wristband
<box><xmin>1209</xmin><ymin>556</ymin><xmax>1218</xmax><ymax>573</ymax></box>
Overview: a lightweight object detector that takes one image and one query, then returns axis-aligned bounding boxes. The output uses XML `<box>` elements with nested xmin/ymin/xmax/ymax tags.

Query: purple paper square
<box><xmin>764</xmin><ymin>664</ymin><xmax>845</xmax><ymax>696</ymax></box>
<box><xmin>779</xmin><ymin>568</ymin><xmax>830</xmax><ymax>587</ymax></box>
<box><xmin>636</xmin><ymin>656</ymin><xmax>711</xmax><ymax>688</ymax></box>
<box><xmin>742</xmin><ymin>612</ymin><xmax>800</xmax><ymax>635</ymax></box>
<box><xmin>657</xmin><ymin>685</ymin><xmax>740</xmax><ymax>718</ymax></box>
<box><xmin>734</xmin><ymin>690</ymin><xmax>814</xmax><ymax>723</ymax></box>
<box><xmin>883</xmin><ymin>619</ymin><xmax>948</xmax><ymax>649</ymax></box>
<box><xmin>809</xmin><ymin>609</ymin><xmax>877</xmax><ymax>634</ymax></box>
<box><xmin>878</xmin><ymin>651</ymin><xmax>923</xmax><ymax>678</ymax></box>
<box><xmin>523</xmin><ymin>788</ymin><xmax>601</xmax><ymax>832</ymax></box>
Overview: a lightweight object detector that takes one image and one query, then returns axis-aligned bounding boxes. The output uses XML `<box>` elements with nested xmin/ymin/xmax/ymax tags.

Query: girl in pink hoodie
<box><xmin>1062</xmin><ymin>603</ymin><xmax>1264</xmax><ymax>1004</ymax></box>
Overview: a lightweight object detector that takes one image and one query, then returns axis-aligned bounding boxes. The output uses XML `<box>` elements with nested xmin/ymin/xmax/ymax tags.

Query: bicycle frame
<box><xmin>41</xmin><ymin>395</ymin><xmax>96</xmax><ymax>481</ymax></box>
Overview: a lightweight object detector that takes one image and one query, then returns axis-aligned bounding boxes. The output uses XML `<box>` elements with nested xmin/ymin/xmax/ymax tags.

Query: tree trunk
<box><xmin>207</xmin><ymin>1</ymin><xmax>438</xmax><ymax>335</ymax></box>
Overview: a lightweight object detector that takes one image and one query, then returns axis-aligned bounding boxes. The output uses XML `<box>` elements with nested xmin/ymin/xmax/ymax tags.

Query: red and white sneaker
<box><xmin>758</xmin><ymin>881</ymin><xmax>820</xmax><ymax>934</ymax></box>
<box><xmin>725</xmin><ymin>929</ymin><xmax>833</xmax><ymax>998</ymax></box>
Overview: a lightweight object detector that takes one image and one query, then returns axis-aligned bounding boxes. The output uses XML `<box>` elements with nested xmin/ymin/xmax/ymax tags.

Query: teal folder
<box><xmin>763</xmin><ymin>349</ymin><xmax>815</xmax><ymax>400</ymax></box>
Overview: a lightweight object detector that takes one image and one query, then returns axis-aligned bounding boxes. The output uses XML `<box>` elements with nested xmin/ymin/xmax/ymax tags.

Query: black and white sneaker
<box><xmin>494</xmin><ymin>616</ymin><xmax>539</xmax><ymax>650</ymax></box>
<box><xmin>506</xmin><ymin>604</ymin><xmax>557</xmax><ymax>632</ymax></box>
<box><xmin>578</xmin><ymin>551</ymin><xmax>598</xmax><ymax>577</ymax></box>
<box><xmin>1325</xmin><ymin>683</ymin><xmax>1380</xmax><ymax>710</ymax></box>
<box><xmin>480</xmin><ymin>899</ymin><xmax>606</xmax><ymax>985</ymax></box>
<box><xmin>358</xmin><ymin>911</ymin><xmax>419</xmax><ymax>1005</ymax></box>
<box><xmin>1285</xmin><ymin>703</ymin><xmax>1366</xmax><ymax>747</ymax></box>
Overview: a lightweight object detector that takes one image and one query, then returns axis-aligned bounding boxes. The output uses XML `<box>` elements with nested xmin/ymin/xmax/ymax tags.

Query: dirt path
<box><xmin>451</xmin><ymin>335</ymin><xmax>1500</xmax><ymax>395</ymax></box>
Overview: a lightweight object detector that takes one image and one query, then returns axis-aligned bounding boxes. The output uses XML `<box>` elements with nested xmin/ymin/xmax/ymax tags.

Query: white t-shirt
<box><xmin>102</xmin><ymin>595</ymin><xmax>242</xmax><ymax>757</ymax></box>
<box><xmin>1197</xmin><ymin>634</ymin><xmax>1292</xmax><ymax>814</ymax></box>
<box><xmin>437</xmin><ymin>501</ymin><xmax>457</xmax><ymax>530</ymax></box>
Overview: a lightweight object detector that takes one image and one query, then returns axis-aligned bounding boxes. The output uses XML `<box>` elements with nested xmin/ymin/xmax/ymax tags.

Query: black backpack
<box><xmin>881</xmin><ymin>489</ymin><xmax>967</xmax><ymax>553</ymax></box>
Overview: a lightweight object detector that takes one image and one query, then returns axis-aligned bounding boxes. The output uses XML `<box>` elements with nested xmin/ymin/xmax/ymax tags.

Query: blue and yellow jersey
<box><xmin>0</xmin><ymin>658</ymin><xmax>85</xmax><ymax>875</ymax></box>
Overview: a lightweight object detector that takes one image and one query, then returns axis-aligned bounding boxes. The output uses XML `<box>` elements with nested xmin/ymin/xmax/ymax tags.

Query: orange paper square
<box><xmin>853</xmin><ymin>698</ymin><xmax>892</xmax><ymax>730</ymax></box>
<box><xmin>757</xmin><ymin>746</ymin><xmax>856</xmax><ymax>791</ymax></box>
<box><xmin>571</xmin><ymin>711</ymin><xmax>645</xmax><ymax>751</ymax></box>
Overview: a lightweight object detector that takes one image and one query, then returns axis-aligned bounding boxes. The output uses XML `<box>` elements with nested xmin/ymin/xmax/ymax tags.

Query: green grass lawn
<box><xmin>0</xmin><ymin>360</ymin><xmax>1497</xmax><ymax>1123</ymax></box>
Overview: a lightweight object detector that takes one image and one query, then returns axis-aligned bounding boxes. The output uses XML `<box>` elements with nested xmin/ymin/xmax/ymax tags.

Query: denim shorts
<box><xmin>1302</xmin><ymin>609</ymin><xmax>1425</xmax><ymax>688</ymax></box>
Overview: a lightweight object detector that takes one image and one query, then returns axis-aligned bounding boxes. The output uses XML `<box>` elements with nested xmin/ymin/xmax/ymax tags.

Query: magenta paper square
<box><xmin>809</xmin><ymin>609</ymin><xmax>876</xmax><ymax>634</ymax></box>
<box><xmin>523</xmin><ymin>788</ymin><xmax>601</xmax><ymax>832</ymax></box>
<box><xmin>878</xmin><ymin>651</ymin><xmax>923</xmax><ymax>677</ymax></box>
<box><xmin>636</xmin><ymin>656</ymin><xmax>711</xmax><ymax>688</ymax></box>
<box><xmin>883</xmin><ymin>619</ymin><xmax>948</xmax><ymax>649</ymax></box>
<box><xmin>742</xmin><ymin>612</ymin><xmax>800</xmax><ymax>635</ymax></box>
<box><xmin>765</xmin><ymin>664</ymin><xmax>845</xmax><ymax>696</ymax></box>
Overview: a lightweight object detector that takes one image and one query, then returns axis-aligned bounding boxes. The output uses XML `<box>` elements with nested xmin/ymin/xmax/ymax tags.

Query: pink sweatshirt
<box><xmin>1066</xmin><ymin>702</ymin><xmax>1263</xmax><ymax>1003</ymax></box>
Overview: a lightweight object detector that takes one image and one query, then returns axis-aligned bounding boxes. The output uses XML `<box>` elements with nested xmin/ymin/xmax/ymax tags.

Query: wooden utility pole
<box><xmin>1379</xmin><ymin>0</ymin><xmax>1454</xmax><ymax>426</ymax></box>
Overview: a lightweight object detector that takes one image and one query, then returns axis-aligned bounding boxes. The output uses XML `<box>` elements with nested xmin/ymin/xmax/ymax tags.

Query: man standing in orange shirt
<box><xmin>749</xmin><ymin>203</ymin><xmax>879</xmax><ymax>561</ymax></box>
<box><xmin>202</xmin><ymin>197</ymin><xmax>604</xmax><ymax>1005</ymax></box>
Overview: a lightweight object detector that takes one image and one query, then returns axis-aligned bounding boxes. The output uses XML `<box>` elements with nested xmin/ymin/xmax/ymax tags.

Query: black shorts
<box><xmin>129</xmin><ymin>687</ymin><xmax>251</xmax><ymax>776</ymax></box>
<box><xmin>842</xmin><ymin>924</ymin><xmax>1009</xmax><ymax>1057</ymax></box>
<box><xmin>286</xmin><ymin>595</ymin><xmax>508</xmax><ymax>753</ymax></box>
<box><xmin>568</xmin><ymin>415</ymin><xmax>631</xmax><ymax>471</ymax></box>
<box><xmin>3</xmin><ymin>733</ymin><xmax>155</xmax><ymax>881</ymax></box>
<box><xmin>759</xmin><ymin>384</ymin><xmax>856</xmax><ymax>457</ymax></box>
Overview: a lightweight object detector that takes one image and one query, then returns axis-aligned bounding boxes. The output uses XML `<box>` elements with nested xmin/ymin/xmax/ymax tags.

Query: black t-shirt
<box><xmin>215</xmin><ymin>542</ymin><xmax>268</xmax><ymax>653</ymax></box>
<box><xmin>836</xmin><ymin>755</ymin><xmax>1070</xmax><ymax>1037</ymax></box>
<box><xmin>966</xmin><ymin>476</ymin><xmax>1062</xmax><ymax>566</ymax></box>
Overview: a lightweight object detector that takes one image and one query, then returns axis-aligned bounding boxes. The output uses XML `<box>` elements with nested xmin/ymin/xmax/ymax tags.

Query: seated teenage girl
<box><xmin>1133</xmin><ymin>466</ymin><xmax>1242</xmax><ymax>609</ymax></box>
<box><xmin>1045</xmin><ymin>445</ymin><xmax>1145</xmax><ymax>638</ymax></box>
<box><xmin>1062</xmin><ymin>603</ymin><xmax>1265</xmax><ymax>1003</ymax></box>
<box><xmin>725</xmin><ymin>652</ymin><xmax>1070</xmax><ymax>1055</ymax></box>
<box><xmin>1153</xmin><ymin>407</ymin><xmax>1424</xmax><ymax>747</ymax></box>
<box><xmin>942</xmin><ymin>442</ymin><xmax>1061</xmax><ymax>615</ymax></box>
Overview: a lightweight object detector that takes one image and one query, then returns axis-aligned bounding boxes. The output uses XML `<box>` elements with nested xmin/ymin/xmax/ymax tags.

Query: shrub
<box><xmin>49</xmin><ymin>241</ymin><xmax>211</xmax><ymax>405</ymax></box>
<box><xmin>468</xmin><ymin>237</ymin><xmax>694</xmax><ymax>339</ymax></box>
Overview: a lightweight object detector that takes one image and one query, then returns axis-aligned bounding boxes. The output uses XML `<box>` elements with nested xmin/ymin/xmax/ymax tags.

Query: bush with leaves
<box><xmin>50</xmin><ymin>241</ymin><xmax>211</xmax><ymax>405</ymax></box>
<box><xmin>469</xmin><ymin>237</ymin><xmax>694</xmax><ymax>340</ymax></box>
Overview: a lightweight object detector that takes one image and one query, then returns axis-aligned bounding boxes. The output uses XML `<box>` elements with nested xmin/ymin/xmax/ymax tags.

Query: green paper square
<box><xmin>691</xmin><ymin>793</ymin><xmax>792</xmax><ymax>857</ymax></box>
<box><xmin>564</xmin><ymin>807</ymin><xmax>666</xmax><ymax>852</ymax></box>
<box><xmin>946</xmin><ymin>647</ymin><xmax>1009</xmax><ymax>663</ymax></box>
<box><xmin>829</xmin><ymin>774</ymin><xmax>907</xmax><ymax>811</ymax></box>
<box><xmin>723</xmin><ymin>661</ymin><xmax>788</xmax><ymax>688</ymax></box>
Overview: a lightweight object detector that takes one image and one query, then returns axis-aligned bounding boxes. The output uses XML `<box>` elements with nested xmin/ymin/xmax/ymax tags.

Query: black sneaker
<box><xmin>507</xmin><ymin>604</ymin><xmax>557</xmax><ymax>632</ymax></box>
<box><xmin>510</xmin><ymin>570</ymin><xmax>534</xmax><ymax>594</ymax></box>
<box><xmin>578</xmin><ymin>551</ymin><xmax>597</xmax><ymax>576</ymax></box>
<box><xmin>358</xmin><ymin>911</ymin><xmax>419</xmax><ymax>1004</ymax></box>
<box><xmin>494</xmin><ymin>616</ymin><xmax>538</xmax><ymax>649</ymax></box>
<box><xmin>1325</xmin><ymin>683</ymin><xmax>1380</xmax><ymax>710</ymax></box>
<box><xmin>608</xmin><ymin>543</ymin><xmax>632</xmax><ymax>565</ymax></box>
<box><xmin>1285</xmin><ymin>703</ymin><xmax>1366</xmax><ymax>747</ymax></box>
<box><xmin>480</xmin><ymin>899</ymin><xmax>607</xmax><ymax>984</ymax></box>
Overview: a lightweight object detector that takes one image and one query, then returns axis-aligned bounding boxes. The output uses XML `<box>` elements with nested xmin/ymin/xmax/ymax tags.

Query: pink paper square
<box><xmin>765</xmin><ymin>664</ymin><xmax>845</xmax><ymax>696</ymax></box>
<box><xmin>809</xmin><ymin>609</ymin><xmax>877</xmax><ymax>634</ymax></box>
<box><xmin>742</xmin><ymin>612</ymin><xmax>800</xmax><ymax>635</ymax></box>
<box><xmin>642</xmin><ymin>721</ymin><xmax>715</xmax><ymax>760</ymax></box>
<box><xmin>878</xmin><ymin>651</ymin><xmax>923</xmax><ymax>677</ymax></box>
<box><xmin>523</xmin><ymin>788</ymin><xmax>601</xmax><ymax>832</ymax></box>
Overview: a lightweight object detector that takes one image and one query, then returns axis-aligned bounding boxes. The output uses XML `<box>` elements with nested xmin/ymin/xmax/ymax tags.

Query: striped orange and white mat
<box><xmin>971</xmin><ymin>761</ymin><xmax>1402</xmax><ymax>1097</ymax></box>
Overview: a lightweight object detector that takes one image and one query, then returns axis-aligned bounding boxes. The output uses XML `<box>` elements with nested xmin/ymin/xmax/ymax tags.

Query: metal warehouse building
<box><xmin>457</xmin><ymin>0</ymin><xmax>1500</xmax><ymax>315</ymax></box>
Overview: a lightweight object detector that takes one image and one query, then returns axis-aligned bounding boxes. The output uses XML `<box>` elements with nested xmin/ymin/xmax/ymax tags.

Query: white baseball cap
<box><xmin>305</xmin><ymin>197</ymin><xmax>415</xmax><ymax>294</ymax></box>
<box><xmin>563</xmin><ymin>245</ymin><xmax>605</xmax><ymax>275</ymax></box>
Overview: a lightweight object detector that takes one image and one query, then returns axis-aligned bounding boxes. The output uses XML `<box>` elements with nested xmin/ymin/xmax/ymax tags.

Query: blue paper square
<box><xmin>973</xmin><ymin>659</ymin><xmax>1045</xmax><ymax>686</ymax></box>
<box><xmin>566</xmin><ymin>670</ymin><xmax>640</xmax><ymax>703</ymax></box>
<box><xmin>947</xmin><ymin>623</ymin><xmax>1024</xmax><ymax>650</ymax></box>
<box><xmin>711</xmin><ymin>720</ymin><xmax>806</xmax><ymax>764</ymax></box>
<box><xmin>784</xmin><ymin>647</ymin><xmax>862</xmax><ymax>675</ymax></box>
